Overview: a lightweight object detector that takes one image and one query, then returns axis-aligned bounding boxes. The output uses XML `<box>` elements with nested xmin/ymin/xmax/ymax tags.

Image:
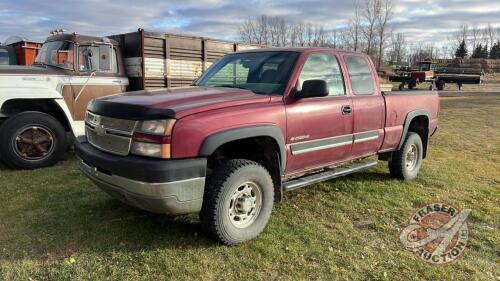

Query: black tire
<box><xmin>0</xmin><ymin>111</ymin><xmax>67</xmax><ymax>169</ymax></box>
<box><xmin>408</xmin><ymin>80</ymin><xmax>416</xmax><ymax>90</ymax></box>
<box><xmin>200</xmin><ymin>159</ymin><xmax>274</xmax><ymax>245</ymax></box>
<box><xmin>388</xmin><ymin>132</ymin><xmax>423</xmax><ymax>181</ymax></box>
<box><xmin>436</xmin><ymin>79</ymin><xmax>445</xmax><ymax>91</ymax></box>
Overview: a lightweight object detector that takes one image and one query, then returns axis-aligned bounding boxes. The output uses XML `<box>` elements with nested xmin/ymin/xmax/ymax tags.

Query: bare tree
<box><xmin>268</xmin><ymin>16</ymin><xmax>288</xmax><ymax>47</ymax></box>
<box><xmin>350</xmin><ymin>1</ymin><xmax>362</xmax><ymax>51</ymax></box>
<box><xmin>388</xmin><ymin>32</ymin><xmax>406</xmax><ymax>63</ymax></box>
<box><xmin>376</xmin><ymin>0</ymin><xmax>393</xmax><ymax>67</ymax></box>
<box><xmin>362</xmin><ymin>0</ymin><xmax>381</xmax><ymax>56</ymax></box>
<box><xmin>484</xmin><ymin>24</ymin><xmax>497</xmax><ymax>51</ymax></box>
<box><xmin>238</xmin><ymin>16</ymin><xmax>269</xmax><ymax>45</ymax></box>
<box><xmin>470</xmin><ymin>24</ymin><xmax>480</xmax><ymax>52</ymax></box>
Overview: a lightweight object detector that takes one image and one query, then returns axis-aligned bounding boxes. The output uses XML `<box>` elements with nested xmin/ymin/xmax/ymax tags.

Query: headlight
<box><xmin>131</xmin><ymin>119</ymin><xmax>175</xmax><ymax>159</ymax></box>
<box><xmin>136</xmin><ymin>120</ymin><xmax>175</xmax><ymax>135</ymax></box>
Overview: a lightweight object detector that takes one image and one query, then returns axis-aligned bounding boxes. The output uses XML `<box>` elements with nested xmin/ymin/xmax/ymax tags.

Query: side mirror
<box><xmin>295</xmin><ymin>79</ymin><xmax>329</xmax><ymax>99</ymax></box>
<box><xmin>98</xmin><ymin>44</ymin><xmax>113</xmax><ymax>72</ymax></box>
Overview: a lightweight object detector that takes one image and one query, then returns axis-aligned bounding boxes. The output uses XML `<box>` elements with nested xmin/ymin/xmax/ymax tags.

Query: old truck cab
<box><xmin>0</xmin><ymin>30</ymin><xmax>128</xmax><ymax>169</ymax></box>
<box><xmin>0</xmin><ymin>45</ymin><xmax>18</xmax><ymax>65</ymax></box>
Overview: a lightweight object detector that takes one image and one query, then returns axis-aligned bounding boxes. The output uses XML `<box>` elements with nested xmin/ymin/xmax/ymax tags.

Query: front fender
<box><xmin>0</xmin><ymin>87</ymin><xmax>62</xmax><ymax>108</ymax></box>
<box><xmin>0</xmin><ymin>87</ymin><xmax>81</xmax><ymax>136</ymax></box>
<box><xmin>199</xmin><ymin>125</ymin><xmax>287</xmax><ymax>173</ymax></box>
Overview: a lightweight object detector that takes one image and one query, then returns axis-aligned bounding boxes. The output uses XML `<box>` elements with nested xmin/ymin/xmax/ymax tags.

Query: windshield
<box><xmin>0</xmin><ymin>48</ymin><xmax>9</xmax><ymax>65</ymax></box>
<box><xmin>195</xmin><ymin>51</ymin><xmax>299</xmax><ymax>95</ymax></box>
<box><xmin>34</xmin><ymin>41</ymin><xmax>75</xmax><ymax>70</ymax></box>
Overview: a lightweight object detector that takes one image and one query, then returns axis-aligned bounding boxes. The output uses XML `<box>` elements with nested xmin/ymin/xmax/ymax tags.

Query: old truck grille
<box><xmin>85</xmin><ymin>112</ymin><xmax>137</xmax><ymax>156</ymax></box>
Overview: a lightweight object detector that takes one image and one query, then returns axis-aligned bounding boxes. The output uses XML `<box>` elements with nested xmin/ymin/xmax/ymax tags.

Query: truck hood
<box><xmin>88</xmin><ymin>86</ymin><xmax>271</xmax><ymax>120</ymax></box>
<box><xmin>0</xmin><ymin>65</ymin><xmax>62</xmax><ymax>75</ymax></box>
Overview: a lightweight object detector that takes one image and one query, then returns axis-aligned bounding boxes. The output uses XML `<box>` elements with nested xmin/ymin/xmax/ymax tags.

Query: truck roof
<box><xmin>234</xmin><ymin>47</ymin><xmax>365</xmax><ymax>55</ymax></box>
<box><xmin>45</xmin><ymin>33</ymin><xmax>120</xmax><ymax>46</ymax></box>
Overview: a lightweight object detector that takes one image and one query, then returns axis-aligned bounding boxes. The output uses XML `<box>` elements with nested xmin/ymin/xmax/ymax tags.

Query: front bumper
<box><xmin>75</xmin><ymin>139</ymin><xmax>207</xmax><ymax>215</ymax></box>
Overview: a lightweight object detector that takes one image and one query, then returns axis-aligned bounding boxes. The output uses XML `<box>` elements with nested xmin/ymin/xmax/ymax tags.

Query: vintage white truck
<box><xmin>0</xmin><ymin>29</ymin><xmax>259</xmax><ymax>169</ymax></box>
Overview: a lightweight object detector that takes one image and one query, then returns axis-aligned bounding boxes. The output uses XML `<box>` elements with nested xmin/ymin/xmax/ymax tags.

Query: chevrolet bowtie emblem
<box><xmin>94</xmin><ymin>125</ymin><xmax>106</xmax><ymax>136</ymax></box>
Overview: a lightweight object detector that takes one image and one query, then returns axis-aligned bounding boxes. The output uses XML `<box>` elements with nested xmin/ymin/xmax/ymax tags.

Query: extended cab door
<box><xmin>285</xmin><ymin>51</ymin><xmax>353</xmax><ymax>174</ymax></box>
<box><xmin>342</xmin><ymin>55</ymin><xmax>384</xmax><ymax>158</ymax></box>
<box><xmin>62</xmin><ymin>45</ymin><xmax>128</xmax><ymax>121</ymax></box>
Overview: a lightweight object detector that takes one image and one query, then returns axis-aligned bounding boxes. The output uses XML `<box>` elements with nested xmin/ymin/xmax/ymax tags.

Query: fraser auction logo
<box><xmin>400</xmin><ymin>203</ymin><xmax>470</xmax><ymax>264</ymax></box>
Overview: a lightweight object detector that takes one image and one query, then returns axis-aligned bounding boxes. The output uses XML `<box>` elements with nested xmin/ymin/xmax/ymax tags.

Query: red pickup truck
<box><xmin>75</xmin><ymin>48</ymin><xmax>439</xmax><ymax>245</ymax></box>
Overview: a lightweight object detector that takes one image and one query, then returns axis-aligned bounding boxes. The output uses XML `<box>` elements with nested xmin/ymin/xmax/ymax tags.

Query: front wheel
<box><xmin>0</xmin><ymin>111</ymin><xmax>67</xmax><ymax>169</ymax></box>
<box><xmin>388</xmin><ymin>132</ymin><xmax>423</xmax><ymax>180</ymax></box>
<box><xmin>200</xmin><ymin>159</ymin><xmax>274</xmax><ymax>245</ymax></box>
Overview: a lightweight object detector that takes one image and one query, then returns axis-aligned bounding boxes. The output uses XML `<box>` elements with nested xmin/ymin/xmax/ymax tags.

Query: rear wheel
<box><xmin>408</xmin><ymin>79</ymin><xmax>416</xmax><ymax>90</ymax></box>
<box><xmin>0</xmin><ymin>111</ymin><xmax>67</xmax><ymax>169</ymax></box>
<box><xmin>389</xmin><ymin>132</ymin><xmax>423</xmax><ymax>180</ymax></box>
<box><xmin>200</xmin><ymin>159</ymin><xmax>274</xmax><ymax>245</ymax></box>
<box><xmin>436</xmin><ymin>79</ymin><xmax>445</xmax><ymax>91</ymax></box>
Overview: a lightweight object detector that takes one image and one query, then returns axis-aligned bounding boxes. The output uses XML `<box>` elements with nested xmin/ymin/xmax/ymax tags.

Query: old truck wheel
<box><xmin>388</xmin><ymin>132</ymin><xmax>423</xmax><ymax>181</ymax></box>
<box><xmin>0</xmin><ymin>111</ymin><xmax>67</xmax><ymax>169</ymax></box>
<box><xmin>200</xmin><ymin>159</ymin><xmax>274</xmax><ymax>245</ymax></box>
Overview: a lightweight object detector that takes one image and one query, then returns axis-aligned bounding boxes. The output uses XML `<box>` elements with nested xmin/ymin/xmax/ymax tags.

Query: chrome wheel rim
<box><xmin>405</xmin><ymin>144</ymin><xmax>418</xmax><ymax>170</ymax></box>
<box><xmin>13</xmin><ymin>125</ymin><xmax>55</xmax><ymax>161</ymax></box>
<box><xmin>228</xmin><ymin>181</ymin><xmax>262</xmax><ymax>228</ymax></box>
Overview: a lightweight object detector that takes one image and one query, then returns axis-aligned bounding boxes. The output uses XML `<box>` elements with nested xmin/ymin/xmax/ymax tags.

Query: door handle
<box><xmin>341</xmin><ymin>105</ymin><xmax>353</xmax><ymax>115</ymax></box>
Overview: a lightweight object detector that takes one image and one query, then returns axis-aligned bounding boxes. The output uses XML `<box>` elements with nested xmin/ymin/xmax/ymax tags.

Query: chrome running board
<box><xmin>283</xmin><ymin>160</ymin><xmax>378</xmax><ymax>192</ymax></box>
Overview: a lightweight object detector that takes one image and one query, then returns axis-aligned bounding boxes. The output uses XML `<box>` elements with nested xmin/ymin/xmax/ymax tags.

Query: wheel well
<box><xmin>207</xmin><ymin>136</ymin><xmax>283</xmax><ymax>202</ymax></box>
<box><xmin>1</xmin><ymin>99</ymin><xmax>71</xmax><ymax>132</ymax></box>
<box><xmin>408</xmin><ymin>116</ymin><xmax>429</xmax><ymax>158</ymax></box>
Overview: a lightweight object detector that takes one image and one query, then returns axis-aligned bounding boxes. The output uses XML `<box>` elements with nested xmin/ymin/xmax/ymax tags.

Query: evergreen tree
<box><xmin>481</xmin><ymin>44</ymin><xmax>489</xmax><ymax>59</ymax></box>
<box><xmin>471</xmin><ymin>44</ymin><xmax>483</xmax><ymax>58</ymax></box>
<box><xmin>490</xmin><ymin>42</ymin><xmax>500</xmax><ymax>59</ymax></box>
<box><xmin>455</xmin><ymin>40</ymin><xmax>468</xmax><ymax>58</ymax></box>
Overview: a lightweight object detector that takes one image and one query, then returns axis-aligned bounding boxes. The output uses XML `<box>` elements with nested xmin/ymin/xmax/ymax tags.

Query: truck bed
<box><xmin>380</xmin><ymin>90</ymin><xmax>440</xmax><ymax>152</ymax></box>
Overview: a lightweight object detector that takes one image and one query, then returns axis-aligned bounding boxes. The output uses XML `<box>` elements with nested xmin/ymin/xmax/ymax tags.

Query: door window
<box><xmin>298</xmin><ymin>53</ymin><xmax>345</xmax><ymax>96</ymax></box>
<box><xmin>344</xmin><ymin>56</ymin><xmax>375</xmax><ymax>95</ymax></box>
<box><xmin>78</xmin><ymin>45</ymin><xmax>118</xmax><ymax>73</ymax></box>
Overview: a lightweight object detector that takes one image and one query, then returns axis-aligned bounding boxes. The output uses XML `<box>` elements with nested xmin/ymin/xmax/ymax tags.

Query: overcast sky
<box><xmin>1</xmin><ymin>0</ymin><xmax>499</xmax><ymax>44</ymax></box>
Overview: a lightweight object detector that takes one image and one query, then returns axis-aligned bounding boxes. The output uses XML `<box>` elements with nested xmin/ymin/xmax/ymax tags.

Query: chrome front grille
<box><xmin>85</xmin><ymin>112</ymin><xmax>137</xmax><ymax>156</ymax></box>
<box><xmin>86</xmin><ymin>112</ymin><xmax>136</xmax><ymax>134</ymax></box>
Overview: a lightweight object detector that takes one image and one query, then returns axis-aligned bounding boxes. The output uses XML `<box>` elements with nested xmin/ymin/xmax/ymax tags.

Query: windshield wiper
<box><xmin>213</xmin><ymin>84</ymin><xmax>267</xmax><ymax>95</ymax></box>
<box><xmin>214</xmin><ymin>84</ymin><xmax>249</xmax><ymax>90</ymax></box>
<box><xmin>33</xmin><ymin>62</ymin><xmax>68</xmax><ymax>70</ymax></box>
<box><xmin>32</xmin><ymin>61</ymin><xmax>47</xmax><ymax>68</ymax></box>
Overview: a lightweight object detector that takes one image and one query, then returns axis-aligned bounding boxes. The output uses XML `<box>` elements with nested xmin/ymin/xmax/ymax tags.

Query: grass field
<box><xmin>0</xmin><ymin>96</ymin><xmax>499</xmax><ymax>280</ymax></box>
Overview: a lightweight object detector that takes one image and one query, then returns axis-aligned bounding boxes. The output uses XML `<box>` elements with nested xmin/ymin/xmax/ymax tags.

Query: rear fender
<box><xmin>398</xmin><ymin>109</ymin><xmax>430</xmax><ymax>151</ymax></box>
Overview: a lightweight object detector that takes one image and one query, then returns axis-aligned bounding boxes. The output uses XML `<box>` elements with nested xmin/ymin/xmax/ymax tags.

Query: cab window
<box><xmin>78</xmin><ymin>45</ymin><xmax>118</xmax><ymax>73</ymax></box>
<box><xmin>298</xmin><ymin>53</ymin><xmax>345</xmax><ymax>96</ymax></box>
<box><xmin>344</xmin><ymin>55</ymin><xmax>375</xmax><ymax>96</ymax></box>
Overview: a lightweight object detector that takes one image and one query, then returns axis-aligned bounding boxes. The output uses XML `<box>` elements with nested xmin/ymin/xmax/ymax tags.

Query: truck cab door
<box><xmin>62</xmin><ymin>45</ymin><xmax>128</xmax><ymax>121</ymax></box>
<box><xmin>343</xmin><ymin>55</ymin><xmax>384</xmax><ymax>159</ymax></box>
<box><xmin>285</xmin><ymin>52</ymin><xmax>353</xmax><ymax>174</ymax></box>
